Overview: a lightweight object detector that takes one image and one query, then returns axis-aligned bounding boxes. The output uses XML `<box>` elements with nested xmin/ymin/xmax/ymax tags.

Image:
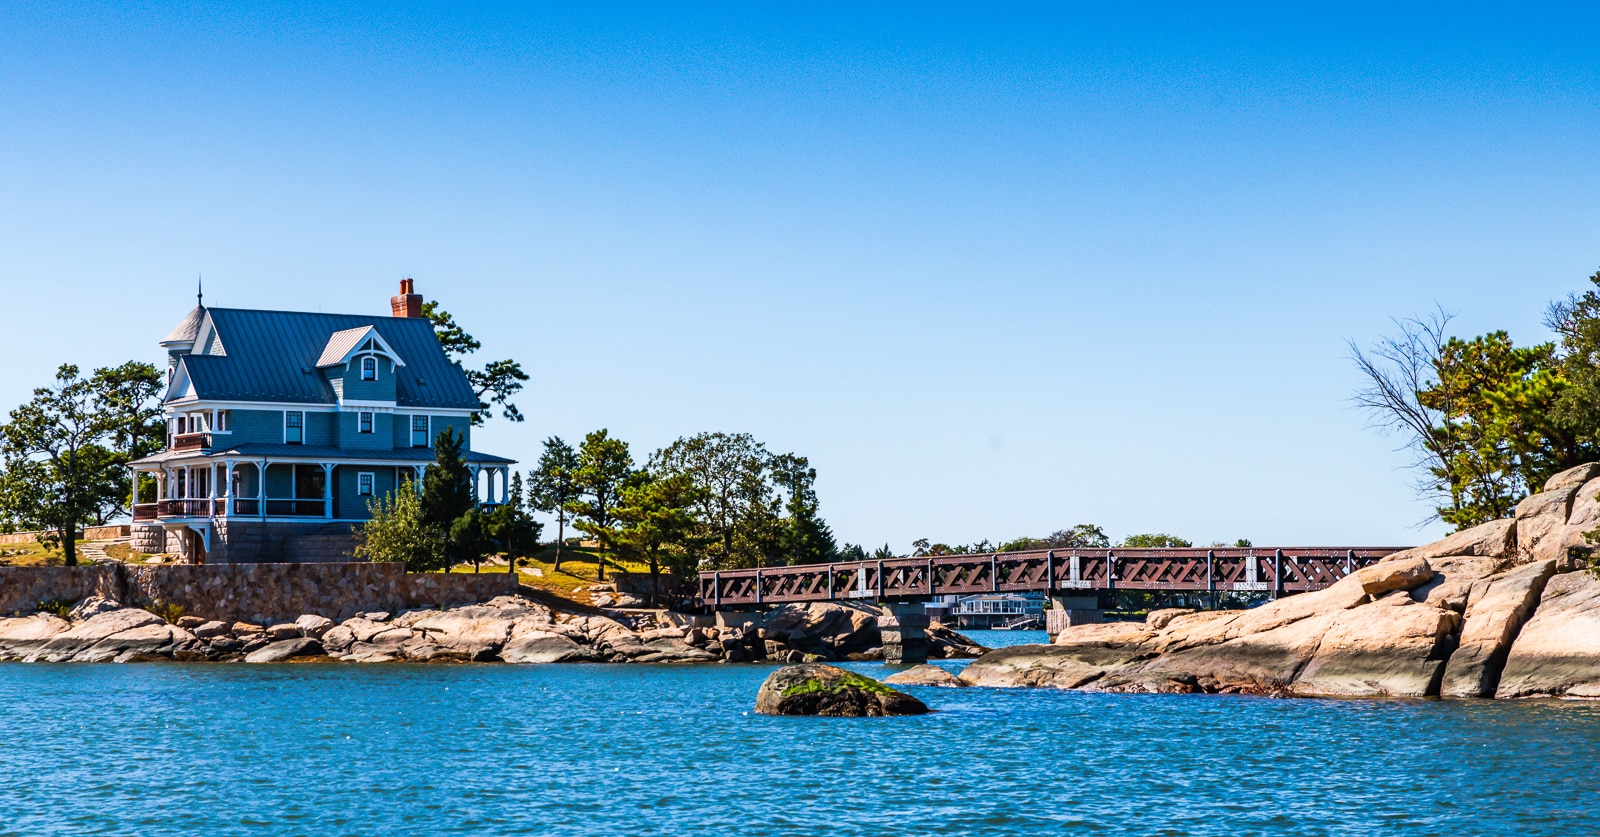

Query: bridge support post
<box><xmin>879</xmin><ymin>602</ymin><xmax>930</xmax><ymax>665</ymax></box>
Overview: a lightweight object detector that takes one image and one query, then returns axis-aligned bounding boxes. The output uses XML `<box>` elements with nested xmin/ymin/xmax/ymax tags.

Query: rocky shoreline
<box><xmin>958</xmin><ymin>463</ymin><xmax>1600</xmax><ymax>699</ymax></box>
<box><xmin>0</xmin><ymin>596</ymin><xmax>986</xmax><ymax>665</ymax></box>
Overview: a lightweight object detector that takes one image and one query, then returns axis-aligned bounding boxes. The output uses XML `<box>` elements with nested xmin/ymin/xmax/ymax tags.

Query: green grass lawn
<box><xmin>0</xmin><ymin>541</ymin><xmax>55</xmax><ymax>566</ymax></box>
<box><xmin>438</xmin><ymin>545</ymin><xmax>649</xmax><ymax>606</ymax></box>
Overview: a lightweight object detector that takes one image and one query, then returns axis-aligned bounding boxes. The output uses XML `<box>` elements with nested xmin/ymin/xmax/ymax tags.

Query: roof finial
<box><xmin>197</xmin><ymin>273</ymin><xmax>204</xmax><ymax>306</ymax></box>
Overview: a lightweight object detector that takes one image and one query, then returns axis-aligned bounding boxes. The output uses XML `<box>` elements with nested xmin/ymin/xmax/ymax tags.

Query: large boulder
<box><xmin>30</xmin><ymin>607</ymin><xmax>169</xmax><ymax>662</ymax></box>
<box><xmin>0</xmin><ymin>614</ymin><xmax>70</xmax><ymax>660</ymax></box>
<box><xmin>68</xmin><ymin>596</ymin><xmax>123</xmax><ymax>622</ymax></box>
<box><xmin>883</xmin><ymin>664</ymin><xmax>966</xmax><ymax>687</ymax></box>
<box><xmin>294</xmin><ymin>615</ymin><xmax>335</xmax><ymax>638</ymax></box>
<box><xmin>963</xmin><ymin>625</ymin><xmax>1153</xmax><ymax>689</ymax></box>
<box><xmin>501</xmin><ymin>632</ymin><xmax>592</xmax><ymax>664</ymax></box>
<box><xmin>406</xmin><ymin>606</ymin><xmax>515</xmax><ymax>661</ymax></box>
<box><xmin>754</xmin><ymin>664</ymin><xmax>927</xmax><ymax>716</ymax></box>
<box><xmin>1290</xmin><ymin>594</ymin><xmax>1459</xmax><ymax>697</ymax></box>
<box><xmin>1439</xmin><ymin>560</ymin><xmax>1558</xmax><ymax>698</ymax></box>
<box><xmin>1543</xmin><ymin>463</ymin><xmax>1600</xmax><ymax>494</ymax></box>
<box><xmin>765</xmin><ymin>602</ymin><xmax>880</xmax><ymax>653</ymax></box>
<box><xmin>1352</xmin><ymin>556</ymin><xmax>1433</xmax><ymax>596</ymax></box>
<box><xmin>1382</xmin><ymin>519</ymin><xmax>1516</xmax><ymax>565</ymax></box>
<box><xmin>1516</xmin><ymin>487</ymin><xmax>1581</xmax><ymax>565</ymax></box>
<box><xmin>1496</xmin><ymin>572</ymin><xmax>1600</xmax><ymax>698</ymax></box>
<box><xmin>1408</xmin><ymin>555</ymin><xmax>1506</xmax><ymax>613</ymax></box>
<box><xmin>1111</xmin><ymin>613</ymin><xmax>1336</xmax><ymax>695</ymax></box>
<box><xmin>245</xmin><ymin>637</ymin><xmax>325</xmax><ymax>663</ymax></box>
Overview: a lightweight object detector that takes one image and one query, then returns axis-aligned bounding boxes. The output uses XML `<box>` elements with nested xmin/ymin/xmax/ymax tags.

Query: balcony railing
<box><xmin>156</xmin><ymin>498</ymin><xmax>225</xmax><ymax>518</ymax></box>
<box><xmin>132</xmin><ymin>503</ymin><xmax>159</xmax><ymax>521</ymax></box>
<box><xmin>230</xmin><ymin>498</ymin><xmax>326</xmax><ymax>517</ymax></box>
<box><xmin>170</xmin><ymin>432</ymin><xmax>212</xmax><ymax>452</ymax></box>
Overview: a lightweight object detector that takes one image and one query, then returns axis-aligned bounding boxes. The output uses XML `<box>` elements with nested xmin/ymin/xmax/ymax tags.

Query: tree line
<box><xmin>1351</xmin><ymin>268</ymin><xmax>1600</xmax><ymax>530</ymax></box>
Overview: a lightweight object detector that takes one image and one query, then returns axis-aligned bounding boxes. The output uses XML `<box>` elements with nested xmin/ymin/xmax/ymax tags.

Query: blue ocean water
<box><xmin>2</xmin><ymin>632</ymin><xmax>1598</xmax><ymax>837</ymax></box>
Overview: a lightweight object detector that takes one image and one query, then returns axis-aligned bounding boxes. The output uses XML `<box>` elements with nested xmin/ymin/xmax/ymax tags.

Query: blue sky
<box><xmin>2</xmin><ymin>3</ymin><xmax>1598</xmax><ymax>548</ymax></box>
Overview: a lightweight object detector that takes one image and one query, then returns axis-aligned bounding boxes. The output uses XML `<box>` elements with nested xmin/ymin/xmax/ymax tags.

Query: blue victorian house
<box><xmin>130</xmin><ymin>279</ymin><xmax>515</xmax><ymax>563</ymax></box>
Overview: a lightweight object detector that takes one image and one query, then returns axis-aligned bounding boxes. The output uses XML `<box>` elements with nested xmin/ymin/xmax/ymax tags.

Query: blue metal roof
<box><xmin>170</xmin><ymin>308</ymin><xmax>480</xmax><ymax>410</ymax></box>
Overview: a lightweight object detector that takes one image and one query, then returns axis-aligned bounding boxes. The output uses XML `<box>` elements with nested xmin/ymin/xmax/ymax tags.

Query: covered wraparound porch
<box><xmin>130</xmin><ymin>447</ymin><xmax>515</xmax><ymax>525</ymax></box>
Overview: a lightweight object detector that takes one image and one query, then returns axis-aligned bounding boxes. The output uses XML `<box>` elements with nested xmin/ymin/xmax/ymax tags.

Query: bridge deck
<box><xmin>697</xmin><ymin>547</ymin><xmax>1408</xmax><ymax>609</ymax></box>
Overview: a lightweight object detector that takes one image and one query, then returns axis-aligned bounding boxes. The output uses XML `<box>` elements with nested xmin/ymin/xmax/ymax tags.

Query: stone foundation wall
<box><xmin>0</xmin><ymin>563</ymin><xmax>520</xmax><ymax>624</ymax></box>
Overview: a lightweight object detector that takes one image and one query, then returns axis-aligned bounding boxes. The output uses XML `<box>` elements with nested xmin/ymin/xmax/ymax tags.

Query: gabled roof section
<box><xmin>315</xmin><ymin>325</ymin><xmax>405</xmax><ymax>369</ymax></box>
<box><xmin>165</xmin><ymin>308</ymin><xmax>480</xmax><ymax>410</ymax></box>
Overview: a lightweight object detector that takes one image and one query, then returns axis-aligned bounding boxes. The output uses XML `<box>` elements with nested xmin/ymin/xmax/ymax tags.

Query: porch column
<box><xmin>500</xmin><ymin>468</ymin><xmax>510</xmax><ymax>504</ymax></box>
<box><xmin>222</xmin><ymin>459</ymin><xmax>236</xmax><ymax>516</ymax></box>
<box><xmin>260</xmin><ymin>458</ymin><xmax>269</xmax><ymax>520</ymax></box>
<box><xmin>414</xmin><ymin>466</ymin><xmax>425</xmax><ymax>495</ymax></box>
<box><xmin>322</xmin><ymin>463</ymin><xmax>335</xmax><ymax>519</ymax></box>
<box><xmin>128</xmin><ymin>466</ymin><xmax>137</xmax><ymax>517</ymax></box>
<box><xmin>469</xmin><ymin>465</ymin><xmax>481</xmax><ymax>504</ymax></box>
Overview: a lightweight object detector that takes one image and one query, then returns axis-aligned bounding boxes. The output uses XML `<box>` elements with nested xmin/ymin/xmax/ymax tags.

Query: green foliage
<box><xmin>1421</xmin><ymin>332</ymin><xmax>1575</xmax><ymax>527</ymax></box>
<box><xmin>448</xmin><ymin>509</ymin><xmax>494</xmax><ymax>572</ymax></box>
<box><xmin>650</xmin><ymin>432</ymin><xmax>776</xmax><ymax>570</ymax></box>
<box><xmin>421</xmin><ymin>300</ymin><xmax>526</xmax><ymax>425</ymax></box>
<box><xmin>770</xmin><ymin>453</ymin><xmax>839</xmax><ymax>566</ymax></box>
<box><xmin>781</xmin><ymin>671</ymin><xmax>894</xmax><ymax>698</ymax></box>
<box><xmin>1120</xmin><ymin>533</ymin><xmax>1192</xmax><ymax>548</ymax></box>
<box><xmin>357</xmin><ymin>489</ymin><xmax>447</xmax><ymax>571</ymax></box>
<box><xmin>569</xmin><ymin>429</ymin><xmax>635</xmax><ymax>581</ymax></box>
<box><xmin>612</xmin><ymin>471</ymin><xmax>707</xmax><ymax>605</ymax></box>
<box><xmin>838</xmin><ymin>543</ymin><xmax>869</xmax><ymax>561</ymax></box>
<box><xmin>147</xmin><ymin>601</ymin><xmax>186</xmax><ymax>624</ymax></box>
<box><xmin>527</xmin><ymin>436</ymin><xmax>580</xmax><ymax>571</ymax></box>
<box><xmin>0</xmin><ymin>363</ymin><xmax>158</xmax><ymax>565</ymax></box>
<box><xmin>421</xmin><ymin>428</ymin><xmax>474</xmax><ymax>528</ymax></box>
<box><xmin>486</xmin><ymin>473</ymin><xmax>542</xmax><ymax>569</ymax></box>
<box><xmin>998</xmin><ymin>524</ymin><xmax>1112</xmax><ymax>552</ymax></box>
<box><xmin>1353</xmin><ymin>285</ymin><xmax>1600</xmax><ymax>530</ymax></box>
<box><xmin>35</xmin><ymin>599</ymin><xmax>74</xmax><ymax>619</ymax></box>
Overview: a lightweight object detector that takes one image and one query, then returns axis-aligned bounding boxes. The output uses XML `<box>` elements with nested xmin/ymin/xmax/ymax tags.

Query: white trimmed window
<box><xmin>411</xmin><ymin>415</ymin><xmax>429</xmax><ymax>447</ymax></box>
<box><xmin>285</xmin><ymin>411</ymin><xmax>304</xmax><ymax>444</ymax></box>
<box><xmin>359</xmin><ymin>411</ymin><xmax>374</xmax><ymax>434</ymax></box>
<box><xmin>215</xmin><ymin>410</ymin><xmax>230</xmax><ymax>432</ymax></box>
<box><xmin>361</xmin><ymin>356</ymin><xmax>377</xmax><ymax>381</ymax></box>
<box><xmin>357</xmin><ymin>472</ymin><xmax>374</xmax><ymax>496</ymax></box>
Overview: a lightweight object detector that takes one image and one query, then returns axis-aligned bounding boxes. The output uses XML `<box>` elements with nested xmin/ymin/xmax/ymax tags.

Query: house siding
<box><xmin>431</xmin><ymin>415</ymin><xmax>471</xmax><ymax>449</ymax></box>
<box><xmin>334</xmin><ymin>465</ymin><xmax>400</xmax><ymax>519</ymax></box>
<box><xmin>335</xmin><ymin>358</ymin><xmax>399</xmax><ymax>404</ymax></box>
<box><xmin>336</xmin><ymin>410</ymin><xmax>394</xmax><ymax>450</ymax></box>
<box><xmin>226</xmin><ymin>409</ymin><xmax>286</xmax><ymax>446</ymax></box>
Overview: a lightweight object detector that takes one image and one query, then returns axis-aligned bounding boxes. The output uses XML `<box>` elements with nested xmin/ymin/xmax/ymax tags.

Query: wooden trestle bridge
<box><xmin>697</xmin><ymin>546</ymin><xmax>1408</xmax><ymax>609</ymax></box>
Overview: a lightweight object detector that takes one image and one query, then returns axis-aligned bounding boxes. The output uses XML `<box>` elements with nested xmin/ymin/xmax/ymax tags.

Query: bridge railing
<box><xmin>697</xmin><ymin>546</ymin><xmax>1406</xmax><ymax>608</ymax></box>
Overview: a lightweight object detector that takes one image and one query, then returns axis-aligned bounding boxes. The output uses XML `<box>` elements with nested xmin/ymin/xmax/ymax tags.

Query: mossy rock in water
<box><xmin>754</xmin><ymin>663</ymin><xmax>928</xmax><ymax>716</ymax></box>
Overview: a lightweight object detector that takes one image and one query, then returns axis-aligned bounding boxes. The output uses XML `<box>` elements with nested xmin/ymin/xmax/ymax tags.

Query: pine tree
<box><xmin>569</xmin><ymin>429</ymin><xmax>633</xmax><ymax>581</ymax></box>
<box><xmin>421</xmin><ymin>427</ymin><xmax>474</xmax><ymax>530</ymax></box>
<box><xmin>527</xmin><ymin>436</ymin><xmax>580</xmax><ymax>572</ymax></box>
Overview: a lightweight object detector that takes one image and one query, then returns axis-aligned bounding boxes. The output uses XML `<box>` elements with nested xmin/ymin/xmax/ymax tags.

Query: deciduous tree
<box><xmin>356</xmin><ymin>489</ymin><xmax>446</xmax><ymax>571</ymax></box>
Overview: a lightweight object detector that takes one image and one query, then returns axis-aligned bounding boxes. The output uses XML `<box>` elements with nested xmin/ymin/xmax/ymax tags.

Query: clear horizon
<box><xmin>3</xmin><ymin>4</ymin><xmax>1598</xmax><ymax>549</ymax></box>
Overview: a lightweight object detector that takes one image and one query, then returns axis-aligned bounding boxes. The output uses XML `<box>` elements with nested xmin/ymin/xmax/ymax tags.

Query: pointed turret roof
<box><xmin>161</xmin><ymin>303</ymin><xmax>207</xmax><ymax>346</ymax></box>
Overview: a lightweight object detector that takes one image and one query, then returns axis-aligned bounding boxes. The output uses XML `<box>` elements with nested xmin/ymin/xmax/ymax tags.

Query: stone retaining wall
<box><xmin>0</xmin><ymin>563</ymin><xmax>520</xmax><ymax>624</ymax></box>
<box><xmin>0</xmin><ymin>525</ymin><xmax>130</xmax><ymax>545</ymax></box>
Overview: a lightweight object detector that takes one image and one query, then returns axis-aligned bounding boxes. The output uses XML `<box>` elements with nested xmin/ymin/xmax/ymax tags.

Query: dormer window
<box><xmin>361</xmin><ymin>356</ymin><xmax>377</xmax><ymax>381</ymax></box>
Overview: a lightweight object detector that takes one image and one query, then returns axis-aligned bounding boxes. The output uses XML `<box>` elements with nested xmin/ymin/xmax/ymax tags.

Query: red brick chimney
<box><xmin>391</xmin><ymin>277</ymin><xmax>422</xmax><ymax>318</ymax></box>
